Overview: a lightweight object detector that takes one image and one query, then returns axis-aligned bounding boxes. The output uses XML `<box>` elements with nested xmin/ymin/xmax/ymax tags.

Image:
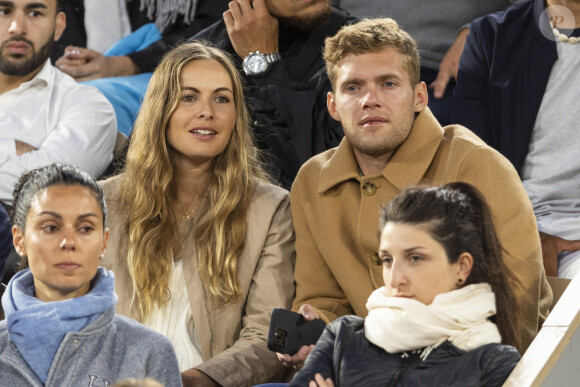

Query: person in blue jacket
<box><xmin>290</xmin><ymin>182</ymin><xmax>521</xmax><ymax>387</ymax></box>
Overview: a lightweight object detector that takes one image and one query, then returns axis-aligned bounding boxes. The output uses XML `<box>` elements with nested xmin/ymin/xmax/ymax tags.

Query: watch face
<box><xmin>244</xmin><ymin>53</ymin><xmax>268</xmax><ymax>75</ymax></box>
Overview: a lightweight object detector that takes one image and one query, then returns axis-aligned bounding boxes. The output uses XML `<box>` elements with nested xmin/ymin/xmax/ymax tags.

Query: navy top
<box><xmin>453</xmin><ymin>0</ymin><xmax>561</xmax><ymax>174</ymax></box>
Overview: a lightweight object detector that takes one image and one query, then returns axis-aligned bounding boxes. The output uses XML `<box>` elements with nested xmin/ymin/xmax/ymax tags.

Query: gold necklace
<box><xmin>181</xmin><ymin>209</ymin><xmax>196</xmax><ymax>221</ymax></box>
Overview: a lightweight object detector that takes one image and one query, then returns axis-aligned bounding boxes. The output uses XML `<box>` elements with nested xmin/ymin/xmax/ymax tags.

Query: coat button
<box><xmin>73</xmin><ymin>339</ymin><xmax>79</xmax><ymax>345</ymax></box>
<box><xmin>362</xmin><ymin>182</ymin><xmax>376</xmax><ymax>196</ymax></box>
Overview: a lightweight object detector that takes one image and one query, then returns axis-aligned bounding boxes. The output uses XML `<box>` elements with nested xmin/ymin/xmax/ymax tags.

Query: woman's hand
<box><xmin>181</xmin><ymin>369</ymin><xmax>218</xmax><ymax>387</ymax></box>
<box><xmin>276</xmin><ymin>304</ymin><xmax>320</xmax><ymax>370</ymax></box>
<box><xmin>309</xmin><ymin>373</ymin><xmax>335</xmax><ymax>387</ymax></box>
<box><xmin>277</xmin><ymin>344</ymin><xmax>315</xmax><ymax>370</ymax></box>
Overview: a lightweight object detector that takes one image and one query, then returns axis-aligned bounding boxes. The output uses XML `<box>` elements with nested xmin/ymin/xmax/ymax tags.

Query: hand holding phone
<box><xmin>267</xmin><ymin>308</ymin><xmax>326</xmax><ymax>355</ymax></box>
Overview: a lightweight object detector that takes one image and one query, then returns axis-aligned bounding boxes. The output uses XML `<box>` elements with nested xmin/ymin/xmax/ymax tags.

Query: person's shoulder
<box><xmin>442</xmin><ymin>124</ymin><xmax>499</xmax><ymax>154</ymax></box>
<box><xmin>254</xmin><ymin>180</ymin><xmax>289</xmax><ymax>203</ymax></box>
<box><xmin>100</xmin><ymin>173</ymin><xmax>126</xmax><ymax>198</ymax></box>
<box><xmin>51</xmin><ymin>65</ymin><xmax>99</xmax><ymax>94</ymax></box>
<box><xmin>450</xmin><ymin>124</ymin><xmax>515</xmax><ymax>157</ymax></box>
<box><xmin>442</xmin><ymin>125</ymin><xmax>517</xmax><ymax>172</ymax></box>
<box><xmin>49</xmin><ymin>64</ymin><xmax>114</xmax><ymax>108</ymax></box>
<box><xmin>109</xmin><ymin>315</ymin><xmax>179</xmax><ymax>375</ymax></box>
<box><xmin>249</xmin><ymin>181</ymin><xmax>291</xmax><ymax>223</ymax></box>
<box><xmin>330</xmin><ymin>315</ymin><xmax>365</xmax><ymax>331</ymax></box>
<box><xmin>477</xmin><ymin>342</ymin><xmax>521</xmax><ymax>358</ymax></box>
<box><xmin>99</xmin><ymin>174</ymin><xmax>127</xmax><ymax>218</ymax></box>
<box><xmin>294</xmin><ymin>147</ymin><xmax>338</xmax><ymax>185</ymax></box>
<box><xmin>472</xmin><ymin>0</ymin><xmax>534</xmax><ymax>36</ymax></box>
<box><xmin>443</xmin><ymin>124</ymin><xmax>489</xmax><ymax>146</ymax></box>
<box><xmin>112</xmin><ymin>314</ymin><xmax>173</xmax><ymax>348</ymax></box>
<box><xmin>471</xmin><ymin>343</ymin><xmax>521</xmax><ymax>376</ymax></box>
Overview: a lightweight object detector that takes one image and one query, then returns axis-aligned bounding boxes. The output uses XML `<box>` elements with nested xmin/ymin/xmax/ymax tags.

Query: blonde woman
<box><xmin>101</xmin><ymin>42</ymin><xmax>295</xmax><ymax>387</ymax></box>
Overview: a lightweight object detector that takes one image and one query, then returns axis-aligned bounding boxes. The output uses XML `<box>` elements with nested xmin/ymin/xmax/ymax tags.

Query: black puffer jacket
<box><xmin>290</xmin><ymin>316</ymin><xmax>520</xmax><ymax>387</ymax></box>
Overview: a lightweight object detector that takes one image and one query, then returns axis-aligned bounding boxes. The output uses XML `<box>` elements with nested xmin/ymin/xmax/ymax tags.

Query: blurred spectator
<box><xmin>455</xmin><ymin>0</ymin><xmax>580</xmax><ymax>278</ymax></box>
<box><xmin>332</xmin><ymin>0</ymin><xmax>519</xmax><ymax>125</ymax></box>
<box><xmin>194</xmin><ymin>0</ymin><xmax>355</xmax><ymax>187</ymax></box>
<box><xmin>54</xmin><ymin>0</ymin><xmax>229</xmax><ymax>138</ymax></box>
<box><xmin>0</xmin><ymin>0</ymin><xmax>117</xmax><ymax>204</ymax></box>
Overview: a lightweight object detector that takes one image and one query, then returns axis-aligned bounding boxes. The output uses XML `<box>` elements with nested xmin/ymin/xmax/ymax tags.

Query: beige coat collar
<box><xmin>318</xmin><ymin>108</ymin><xmax>444</xmax><ymax>193</ymax></box>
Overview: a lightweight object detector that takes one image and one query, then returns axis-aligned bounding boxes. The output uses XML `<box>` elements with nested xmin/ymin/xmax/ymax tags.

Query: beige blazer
<box><xmin>101</xmin><ymin>175</ymin><xmax>295</xmax><ymax>386</ymax></box>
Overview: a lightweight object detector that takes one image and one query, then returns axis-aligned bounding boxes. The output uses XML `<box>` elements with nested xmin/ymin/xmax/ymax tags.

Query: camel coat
<box><xmin>291</xmin><ymin>108</ymin><xmax>551</xmax><ymax>352</ymax></box>
<box><xmin>101</xmin><ymin>175</ymin><xmax>295</xmax><ymax>386</ymax></box>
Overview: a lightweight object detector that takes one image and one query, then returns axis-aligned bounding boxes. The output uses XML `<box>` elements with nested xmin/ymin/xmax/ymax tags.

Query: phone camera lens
<box><xmin>274</xmin><ymin>329</ymin><xmax>287</xmax><ymax>351</ymax></box>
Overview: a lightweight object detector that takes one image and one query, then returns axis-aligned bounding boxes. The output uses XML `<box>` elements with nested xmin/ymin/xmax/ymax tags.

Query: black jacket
<box><xmin>194</xmin><ymin>8</ymin><xmax>356</xmax><ymax>189</ymax></box>
<box><xmin>290</xmin><ymin>316</ymin><xmax>520</xmax><ymax>387</ymax></box>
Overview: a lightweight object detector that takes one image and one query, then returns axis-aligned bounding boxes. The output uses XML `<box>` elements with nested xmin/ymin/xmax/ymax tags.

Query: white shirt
<box><xmin>0</xmin><ymin>61</ymin><xmax>117</xmax><ymax>203</ymax></box>
<box><xmin>143</xmin><ymin>260</ymin><xmax>204</xmax><ymax>372</ymax></box>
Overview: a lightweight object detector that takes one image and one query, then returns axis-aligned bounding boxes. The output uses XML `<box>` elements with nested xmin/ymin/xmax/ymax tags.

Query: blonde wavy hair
<box><xmin>122</xmin><ymin>41</ymin><xmax>268</xmax><ymax>318</ymax></box>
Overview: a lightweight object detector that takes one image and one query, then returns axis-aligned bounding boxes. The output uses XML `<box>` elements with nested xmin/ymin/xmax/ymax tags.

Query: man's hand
<box><xmin>181</xmin><ymin>369</ymin><xmax>218</xmax><ymax>387</ymax></box>
<box><xmin>223</xmin><ymin>0</ymin><xmax>279</xmax><ymax>58</ymax></box>
<box><xmin>55</xmin><ymin>46</ymin><xmax>140</xmax><ymax>81</ymax></box>
<box><xmin>539</xmin><ymin>231</ymin><xmax>580</xmax><ymax>277</ymax></box>
<box><xmin>429</xmin><ymin>28</ymin><xmax>469</xmax><ymax>98</ymax></box>
<box><xmin>276</xmin><ymin>304</ymin><xmax>320</xmax><ymax>370</ymax></box>
<box><xmin>310</xmin><ymin>373</ymin><xmax>335</xmax><ymax>387</ymax></box>
<box><xmin>15</xmin><ymin>140</ymin><xmax>37</xmax><ymax>155</ymax></box>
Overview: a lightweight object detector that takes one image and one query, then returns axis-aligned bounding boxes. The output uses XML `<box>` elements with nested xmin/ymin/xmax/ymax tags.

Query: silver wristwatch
<box><xmin>242</xmin><ymin>51</ymin><xmax>282</xmax><ymax>76</ymax></box>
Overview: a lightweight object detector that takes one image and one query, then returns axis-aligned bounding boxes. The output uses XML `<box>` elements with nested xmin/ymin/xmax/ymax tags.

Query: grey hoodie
<box><xmin>0</xmin><ymin>308</ymin><xmax>182</xmax><ymax>387</ymax></box>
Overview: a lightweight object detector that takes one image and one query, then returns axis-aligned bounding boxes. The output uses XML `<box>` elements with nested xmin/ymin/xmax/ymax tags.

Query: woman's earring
<box><xmin>456</xmin><ymin>278</ymin><xmax>464</xmax><ymax>286</ymax></box>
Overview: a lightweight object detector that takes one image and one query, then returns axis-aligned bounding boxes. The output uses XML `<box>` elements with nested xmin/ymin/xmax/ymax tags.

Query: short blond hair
<box><xmin>324</xmin><ymin>18</ymin><xmax>420</xmax><ymax>89</ymax></box>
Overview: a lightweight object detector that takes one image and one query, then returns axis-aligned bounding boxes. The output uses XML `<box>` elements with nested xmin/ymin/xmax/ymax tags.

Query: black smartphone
<box><xmin>267</xmin><ymin>308</ymin><xmax>326</xmax><ymax>355</ymax></box>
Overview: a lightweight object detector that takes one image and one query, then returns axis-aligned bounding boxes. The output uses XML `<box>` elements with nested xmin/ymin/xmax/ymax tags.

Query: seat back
<box><xmin>504</xmin><ymin>276</ymin><xmax>580</xmax><ymax>386</ymax></box>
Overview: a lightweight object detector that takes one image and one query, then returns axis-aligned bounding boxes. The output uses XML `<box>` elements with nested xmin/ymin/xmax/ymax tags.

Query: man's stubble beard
<box><xmin>0</xmin><ymin>35</ymin><xmax>54</xmax><ymax>76</ymax></box>
<box><xmin>276</xmin><ymin>0</ymin><xmax>332</xmax><ymax>31</ymax></box>
<box><xmin>346</xmin><ymin>113</ymin><xmax>416</xmax><ymax>159</ymax></box>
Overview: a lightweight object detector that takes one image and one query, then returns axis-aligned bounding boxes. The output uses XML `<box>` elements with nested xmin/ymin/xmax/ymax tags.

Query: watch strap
<box><xmin>264</xmin><ymin>52</ymin><xmax>282</xmax><ymax>63</ymax></box>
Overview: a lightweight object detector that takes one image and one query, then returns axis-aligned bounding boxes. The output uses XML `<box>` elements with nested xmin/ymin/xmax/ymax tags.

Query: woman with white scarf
<box><xmin>290</xmin><ymin>182</ymin><xmax>521</xmax><ymax>387</ymax></box>
<box><xmin>0</xmin><ymin>164</ymin><xmax>182</xmax><ymax>387</ymax></box>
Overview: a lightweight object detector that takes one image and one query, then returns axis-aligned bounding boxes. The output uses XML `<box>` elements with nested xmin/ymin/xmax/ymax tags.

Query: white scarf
<box><xmin>364</xmin><ymin>283</ymin><xmax>501</xmax><ymax>360</ymax></box>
